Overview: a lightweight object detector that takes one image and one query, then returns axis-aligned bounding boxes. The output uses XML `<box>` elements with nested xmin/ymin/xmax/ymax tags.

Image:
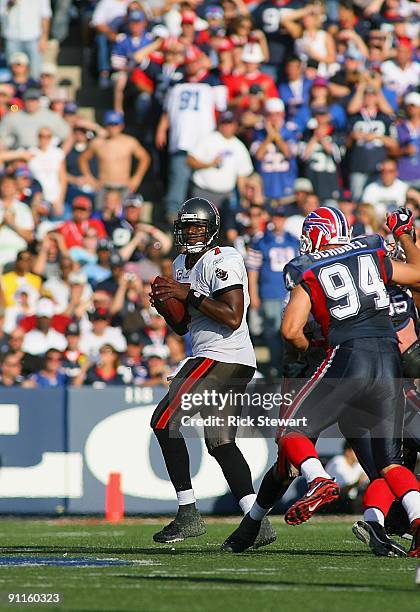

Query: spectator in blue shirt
<box><xmin>30</xmin><ymin>348</ymin><xmax>68</xmax><ymax>388</ymax></box>
<box><xmin>111</xmin><ymin>10</ymin><xmax>153</xmax><ymax>114</ymax></box>
<box><xmin>246</xmin><ymin>206</ymin><xmax>300</xmax><ymax>377</ymax></box>
<box><xmin>251</xmin><ymin>98</ymin><xmax>298</xmax><ymax>204</ymax></box>
<box><xmin>82</xmin><ymin>238</ymin><xmax>113</xmax><ymax>286</ymax></box>
<box><xmin>278</xmin><ymin>56</ymin><xmax>312</xmax><ymax>123</ymax></box>
<box><xmin>294</xmin><ymin>77</ymin><xmax>347</xmax><ymax>134</ymax></box>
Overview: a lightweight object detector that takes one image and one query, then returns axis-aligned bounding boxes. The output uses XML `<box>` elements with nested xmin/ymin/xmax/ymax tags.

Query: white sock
<box><xmin>363</xmin><ymin>507</ymin><xmax>385</xmax><ymax>526</ymax></box>
<box><xmin>239</xmin><ymin>493</ymin><xmax>256</xmax><ymax>515</ymax></box>
<box><xmin>177</xmin><ymin>489</ymin><xmax>196</xmax><ymax>505</ymax></box>
<box><xmin>401</xmin><ymin>490</ymin><xmax>420</xmax><ymax>523</ymax></box>
<box><xmin>300</xmin><ymin>457</ymin><xmax>331</xmax><ymax>484</ymax></box>
<box><xmin>250</xmin><ymin>502</ymin><xmax>270</xmax><ymax>521</ymax></box>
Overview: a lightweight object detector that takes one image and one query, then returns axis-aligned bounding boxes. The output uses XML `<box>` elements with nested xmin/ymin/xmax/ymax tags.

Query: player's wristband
<box><xmin>187</xmin><ymin>289</ymin><xmax>206</xmax><ymax>309</ymax></box>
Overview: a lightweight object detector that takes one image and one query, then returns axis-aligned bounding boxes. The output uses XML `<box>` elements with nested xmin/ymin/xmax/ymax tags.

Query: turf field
<box><xmin>0</xmin><ymin>517</ymin><xmax>417</xmax><ymax>611</ymax></box>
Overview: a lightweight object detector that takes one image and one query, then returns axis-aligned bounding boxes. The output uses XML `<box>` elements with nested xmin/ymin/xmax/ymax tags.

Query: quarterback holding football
<box><xmin>149</xmin><ymin>197</ymin><xmax>276</xmax><ymax>547</ymax></box>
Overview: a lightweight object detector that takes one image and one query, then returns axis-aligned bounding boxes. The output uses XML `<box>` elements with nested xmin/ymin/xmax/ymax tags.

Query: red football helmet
<box><xmin>300</xmin><ymin>207</ymin><xmax>352</xmax><ymax>254</ymax></box>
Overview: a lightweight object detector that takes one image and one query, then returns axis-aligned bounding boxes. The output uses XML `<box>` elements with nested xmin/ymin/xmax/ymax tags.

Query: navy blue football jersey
<box><xmin>284</xmin><ymin>234</ymin><xmax>395</xmax><ymax>346</ymax></box>
<box><xmin>388</xmin><ymin>284</ymin><xmax>418</xmax><ymax>332</ymax></box>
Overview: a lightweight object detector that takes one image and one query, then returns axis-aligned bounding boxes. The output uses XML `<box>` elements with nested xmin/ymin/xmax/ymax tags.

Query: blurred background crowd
<box><xmin>0</xmin><ymin>0</ymin><xmax>418</xmax><ymax>389</ymax></box>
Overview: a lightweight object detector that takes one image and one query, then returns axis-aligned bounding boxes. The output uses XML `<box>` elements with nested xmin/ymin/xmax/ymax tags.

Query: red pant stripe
<box><xmin>155</xmin><ymin>358</ymin><xmax>215</xmax><ymax>429</ymax></box>
<box><xmin>282</xmin><ymin>346</ymin><xmax>337</xmax><ymax>423</ymax></box>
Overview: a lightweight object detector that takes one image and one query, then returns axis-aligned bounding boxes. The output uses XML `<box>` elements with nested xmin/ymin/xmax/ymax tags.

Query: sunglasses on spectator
<box><xmin>39</xmin><ymin>132</ymin><xmax>52</xmax><ymax>139</ymax></box>
<box><xmin>99</xmin><ymin>347</ymin><xmax>114</xmax><ymax>354</ymax></box>
<box><xmin>46</xmin><ymin>355</ymin><xmax>62</xmax><ymax>362</ymax></box>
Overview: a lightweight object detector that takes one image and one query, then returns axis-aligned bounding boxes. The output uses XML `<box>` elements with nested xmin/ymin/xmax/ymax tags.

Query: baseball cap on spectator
<box><xmin>265</xmin><ymin>98</ymin><xmax>284</xmax><ymax>113</ymax></box>
<box><xmin>64</xmin><ymin>102</ymin><xmax>79</xmax><ymax>115</ymax></box>
<box><xmin>97</xmin><ymin>238</ymin><xmax>113</xmax><ymax>251</ymax></box>
<box><xmin>185</xmin><ymin>46</ymin><xmax>203</xmax><ymax>64</ymax></box>
<box><xmin>271</xmin><ymin>205</ymin><xmax>289</xmax><ymax>217</ymax></box>
<box><xmin>72</xmin><ymin>195</ymin><xmax>91</xmax><ymax>209</ymax></box>
<box><xmin>66</xmin><ymin>322</ymin><xmax>80</xmax><ymax>336</ymax></box>
<box><xmin>205</xmin><ymin>6</ymin><xmax>224</xmax><ymax>19</ymax></box>
<box><xmin>312</xmin><ymin>77</ymin><xmax>328</xmax><ymax>88</ymax></box>
<box><xmin>123</xmin><ymin>193</ymin><xmax>143</xmax><ymax>208</ymax></box>
<box><xmin>338</xmin><ymin>189</ymin><xmax>353</xmax><ymax>202</ymax></box>
<box><xmin>90</xmin><ymin>307</ymin><xmax>110</xmax><ymax>321</ymax></box>
<box><xmin>103</xmin><ymin>110</ymin><xmax>124</xmax><ymax>126</ymax></box>
<box><xmin>41</xmin><ymin>63</ymin><xmax>57</xmax><ymax>76</ymax></box>
<box><xmin>242</xmin><ymin>43</ymin><xmax>264</xmax><ymax>64</ymax></box>
<box><xmin>10</xmin><ymin>52</ymin><xmax>29</xmax><ymax>65</ymax></box>
<box><xmin>36</xmin><ymin>298</ymin><xmax>55</xmax><ymax>318</ymax></box>
<box><xmin>219</xmin><ymin>110</ymin><xmax>236</xmax><ymax>124</ymax></box>
<box><xmin>294</xmin><ymin>178</ymin><xmax>314</xmax><ymax>193</ymax></box>
<box><xmin>345</xmin><ymin>49</ymin><xmax>364</xmax><ymax>62</ymax></box>
<box><xmin>110</xmin><ymin>252</ymin><xmax>124</xmax><ymax>267</ymax></box>
<box><xmin>128</xmin><ymin>9</ymin><xmax>146</xmax><ymax>22</ymax></box>
<box><xmin>405</xmin><ymin>92</ymin><xmax>420</xmax><ymax>107</ymax></box>
<box><xmin>23</xmin><ymin>88</ymin><xmax>41</xmax><ymax>101</ymax></box>
<box><xmin>14</xmin><ymin>167</ymin><xmax>33</xmax><ymax>179</ymax></box>
<box><xmin>126</xmin><ymin>330</ymin><xmax>146</xmax><ymax>345</ymax></box>
<box><xmin>181</xmin><ymin>10</ymin><xmax>196</xmax><ymax>25</ymax></box>
<box><xmin>143</xmin><ymin>344</ymin><xmax>170</xmax><ymax>360</ymax></box>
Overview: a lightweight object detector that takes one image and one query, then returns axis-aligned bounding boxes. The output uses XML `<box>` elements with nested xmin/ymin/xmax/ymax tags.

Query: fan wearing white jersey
<box><xmin>155</xmin><ymin>46</ymin><xmax>227</xmax><ymax>222</ymax></box>
<box><xmin>149</xmin><ymin>197</ymin><xmax>276</xmax><ymax>547</ymax></box>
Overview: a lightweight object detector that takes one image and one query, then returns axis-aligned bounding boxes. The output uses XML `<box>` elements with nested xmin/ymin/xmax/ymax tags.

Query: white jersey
<box><xmin>173</xmin><ymin>246</ymin><xmax>256</xmax><ymax>368</ymax></box>
<box><xmin>165</xmin><ymin>82</ymin><xmax>227</xmax><ymax>154</ymax></box>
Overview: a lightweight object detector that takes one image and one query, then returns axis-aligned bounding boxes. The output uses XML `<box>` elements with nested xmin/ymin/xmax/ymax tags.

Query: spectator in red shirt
<box><xmin>57</xmin><ymin>195</ymin><xmax>106</xmax><ymax>249</ymax></box>
<box><xmin>227</xmin><ymin>43</ymin><xmax>278</xmax><ymax>107</ymax></box>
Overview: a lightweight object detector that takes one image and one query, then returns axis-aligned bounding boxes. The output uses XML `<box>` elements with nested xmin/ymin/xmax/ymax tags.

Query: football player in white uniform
<box><xmin>150</xmin><ymin>197</ymin><xmax>276</xmax><ymax>547</ymax></box>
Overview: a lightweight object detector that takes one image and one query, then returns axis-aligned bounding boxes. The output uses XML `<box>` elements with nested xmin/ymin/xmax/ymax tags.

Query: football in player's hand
<box><xmin>152</xmin><ymin>276</ymin><xmax>188</xmax><ymax>325</ymax></box>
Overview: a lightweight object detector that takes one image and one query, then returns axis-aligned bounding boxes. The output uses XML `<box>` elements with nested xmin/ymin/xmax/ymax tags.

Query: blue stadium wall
<box><xmin>0</xmin><ymin>387</ymin><xmax>341</xmax><ymax>514</ymax></box>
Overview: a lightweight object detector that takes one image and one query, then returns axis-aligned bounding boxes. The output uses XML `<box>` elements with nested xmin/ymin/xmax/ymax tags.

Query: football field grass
<box><xmin>0</xmin><ymin>517</ymin><xmax>417</xmax><ymax>611</ymax></box>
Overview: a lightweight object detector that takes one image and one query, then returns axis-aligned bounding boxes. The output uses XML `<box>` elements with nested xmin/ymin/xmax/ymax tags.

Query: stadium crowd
<box><xmin>0</xmin><ymin>0</ymin><xmax>418</xmax><ymax>387</ymax></box>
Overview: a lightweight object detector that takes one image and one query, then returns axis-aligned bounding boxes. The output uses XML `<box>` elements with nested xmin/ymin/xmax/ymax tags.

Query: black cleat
<box><xmin>252</xmin><ymin>516</ymin><xmax>277</xmax><ymax>550</ymax></box>
<box><xmin>409</xmin><ymin>518</ymin><xmax>420</xmax><ymax>558</ymax></box>
<box><xmin>153</xmin><ymin>508</ymin><xmax>206</xmax><ymax>543</ymax></box>
<box><xmin>221</xmin><ymin>514</ymin><xmax>261</xmax><ymax>553</ymax></box>
<box><xmin>352</xmin><ymin>520</ymin><xmax>407</xmax><ymax>557</ymax></box>
<box><xmin>385</xmin><ymin>500</ymin><xmax>411</xmax><ymax>537</ymax></box>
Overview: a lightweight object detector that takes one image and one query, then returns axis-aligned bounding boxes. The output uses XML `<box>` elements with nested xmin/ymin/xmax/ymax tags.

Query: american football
<box><xmin>152</xmin><ymin>275</ymin><xmax>189</xmax><ymax>324</ymax></box>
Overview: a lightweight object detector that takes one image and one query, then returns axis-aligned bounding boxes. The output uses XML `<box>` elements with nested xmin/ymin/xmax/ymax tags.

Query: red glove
<box><xmin>386</xmin><ymin>208</ymin><xmax>414</xmax><ymax>239</ymax></box>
